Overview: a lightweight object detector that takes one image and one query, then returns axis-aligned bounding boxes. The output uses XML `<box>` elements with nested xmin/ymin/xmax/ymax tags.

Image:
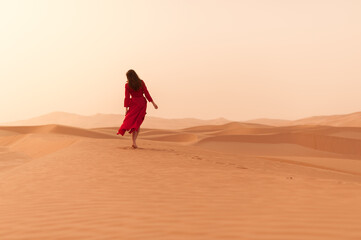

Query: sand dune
<box><xmin>328</xmin><ymin>130</ymin><xmax>361</xmax><ymax>140</ymax></box>
<box><xmin>0</xmin><ymin>125</ymin><xmax>117</xmax><ymax>160</ymax></box>
<box><xmin>1</xmin><ymin>122</ymin><xmax>361</xmax><ymax>239</ymax></box>
<box><xmin>183</xmin><ymin>121</ymin><xmax>265</xmax><ymax>132</ymax></box>
<box><xmin>0</xmin><ymin>124</ymin><xmax>117</xmax><ymax>139</ymax></box>
<box><xmin>246</xmin><ymin>110</ymin><xmax>361</xmax><ymax>127</ymax></box>
<box><xmin>198</xmin><ymin>132</ymin><xmax>361</xmax><ymax>156</ymax></box>
<box><xmin>292</xmin><ymin>111</ymin><xmax>361</xmax><ymax>127</ymax></box>
<box><xmin>245</xmin><ymin>118</ymin><xmax>293</xmax><ymax>126</ymax></box>
<box><xmin>143</xmin><ymin>133</ymin><xmax>199</xmax><ymax>142</ymax></box>
<box><xmin>2</xmin><ymin>111</ymin><xmax>231</xmax><ymax>129</ymax></box>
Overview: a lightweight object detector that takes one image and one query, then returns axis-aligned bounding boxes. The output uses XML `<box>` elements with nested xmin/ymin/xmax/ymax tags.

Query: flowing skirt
<box><xmin>117</xmin><ymin>97</ymin><xmax>147</xmax><ymax>136</ymax></box>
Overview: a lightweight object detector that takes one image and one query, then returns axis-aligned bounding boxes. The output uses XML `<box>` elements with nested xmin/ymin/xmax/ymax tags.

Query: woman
<box><xmin>117</xmin><ymin>69</ymin><xmax>158</xmax><ymax>148</ymax></box>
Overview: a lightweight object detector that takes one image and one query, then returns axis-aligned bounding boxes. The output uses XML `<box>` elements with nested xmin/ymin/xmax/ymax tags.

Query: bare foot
<box><xmin>132</xmin><ymin>144</ymin><xmax>138</xmax><ymax>149</ymax></box>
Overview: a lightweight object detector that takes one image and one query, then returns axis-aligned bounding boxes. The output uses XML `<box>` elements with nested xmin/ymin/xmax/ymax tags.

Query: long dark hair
<box><xmin>126</xmin><ymin>69</ymin><xmax>142</xmax><ymax>91</ymax></box>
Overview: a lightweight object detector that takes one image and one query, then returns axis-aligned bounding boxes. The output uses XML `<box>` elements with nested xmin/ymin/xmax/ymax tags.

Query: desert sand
<box><xmin>246</xmin><ymin>111</ymin><xmax>361</xmax><ymax>128</ymax></box>
<box><xmin>2</xmin><ymin>112</ymin><xmax>230</xmax><ymax>130</ymax></box>
<box><xmin>1</xmin><ymin>122</ymin><xmax>361</xmax><ymax>239</ymax></box>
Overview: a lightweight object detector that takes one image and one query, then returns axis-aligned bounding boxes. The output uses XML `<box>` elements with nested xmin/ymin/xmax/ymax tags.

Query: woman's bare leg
<box><xmin>132</xmin><ymin>131</ymin><xmax>137</xmax><ymax>148</ymax></box>
<box><xmin>135</xmin><ymin>128</ymin><xmax>140</xmax><ymax>141</ymax></box>
<box><xmin>132</xmin><ymin>128</ymin><xmax>140</xmax><ymax>148</ymax></box>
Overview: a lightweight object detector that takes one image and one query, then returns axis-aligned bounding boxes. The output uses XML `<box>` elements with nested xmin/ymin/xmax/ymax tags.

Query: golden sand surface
<box><xmin>0</xmin><ymin>123</ymin><xmax>361</xmax><ymax>239</ymax></box>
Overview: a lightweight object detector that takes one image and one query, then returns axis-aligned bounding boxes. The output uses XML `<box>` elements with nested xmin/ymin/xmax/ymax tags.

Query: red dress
<box><xmin>117</xmin><ymin>81</ymin><xmax>153</xmax><ymax>136</ymax></box>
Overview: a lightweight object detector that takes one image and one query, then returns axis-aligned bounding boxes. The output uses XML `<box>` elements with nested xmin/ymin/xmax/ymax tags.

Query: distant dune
<box><xmin>245</xmin><ymin>110</ymin><xmax>361</xmax><ymax>127</ymax></box>
<box><xmin>244</xmin><ymin>118</ymin><xmax>293</xmax><ymax>126</ymax></box>
<box><xmin>6</xmin><ymin>110</ymin><xmax>361</xmax><ymax>131</ymax></box>
<box><xmin>1</xmin><ymin>121</ymin><xmax>361</xmax><ymax>239</ymax></box>
<box><xmin>291</xmin><ymin>111</ymin><xmax>361</xmax><ymax>127</ymax></box>
<box><xmin>2</xmin><ymin>112</ymin><xmax>231</xmax><ymax>129</ymax></box>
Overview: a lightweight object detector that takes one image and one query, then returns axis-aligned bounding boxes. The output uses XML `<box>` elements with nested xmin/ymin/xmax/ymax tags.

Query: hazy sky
<box><xmin>1</xmin><ymin>0</ymin><xmax>361</xmax><ymax>123</ymax></box>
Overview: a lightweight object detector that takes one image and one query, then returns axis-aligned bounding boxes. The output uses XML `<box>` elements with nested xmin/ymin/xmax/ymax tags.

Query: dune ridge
<box><xmin>246</xmin><ymin>111</ymin><xmax>361</xmax><ymax>127</ymax></box>
<box><xmin>2</xmin><ymin>112</ymin><xmax>231</xmax><ymax>129</ymax></box>
<box><xmin>198</xmin><ymin>132</ymin><xmax>361</xmax><ymax>156</ymax></box>
<box><xmin>0</xmin><ymin>124</ymin><xmax>117</xmax><ymax>139</ymax></box>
